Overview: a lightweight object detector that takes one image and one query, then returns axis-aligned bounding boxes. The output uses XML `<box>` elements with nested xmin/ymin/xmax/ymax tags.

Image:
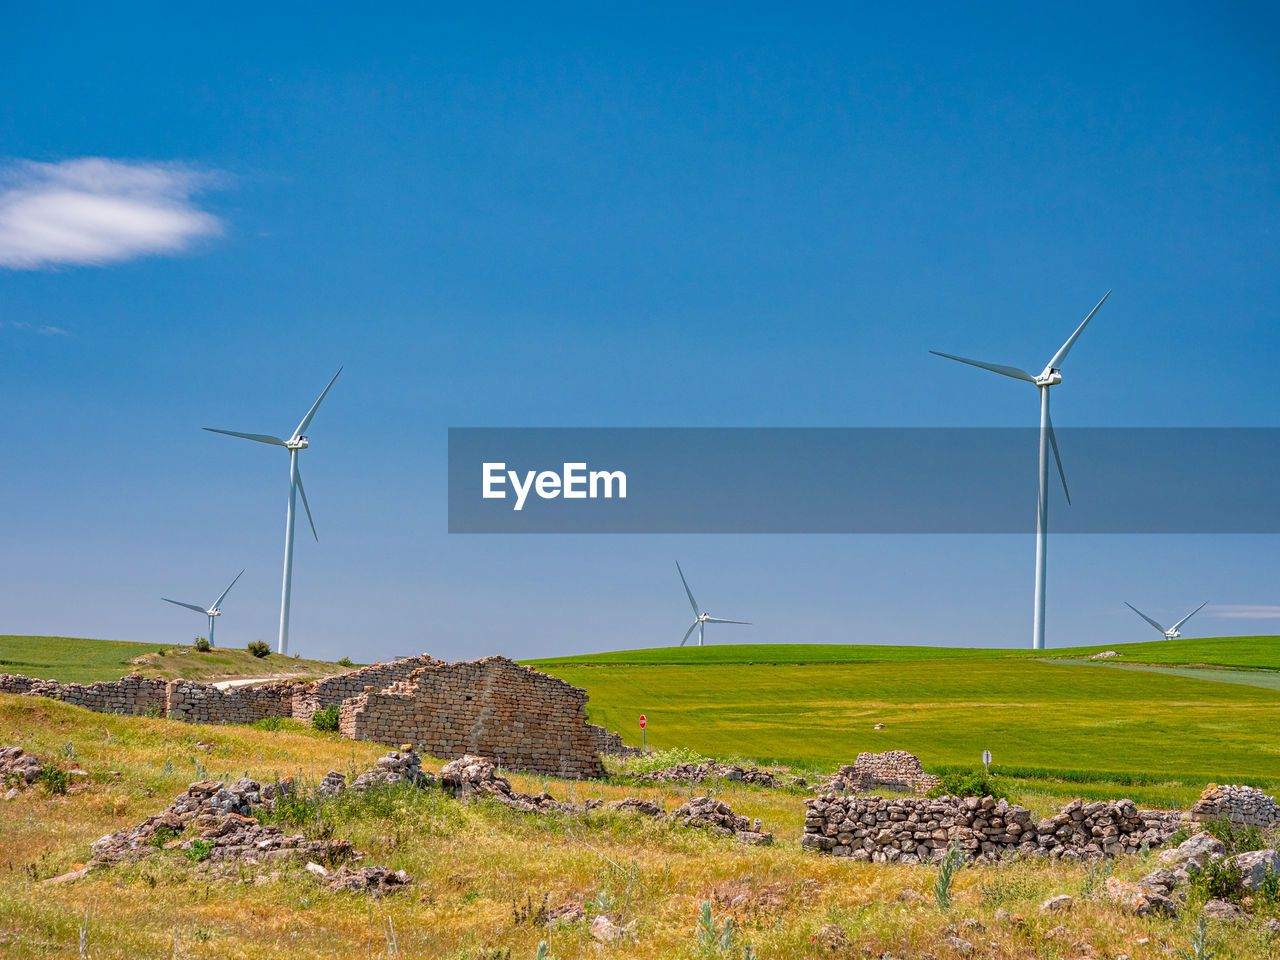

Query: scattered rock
<box><xmin>0</xmin><ymin>746</ymin><xmax>42</xmax><ymax>788</ymax></box>
<box><xmin>1201</xmin><ymin>898</ymin><xmax>1246</xmax><ymax>922</ymax></box>
<box><xmin>304</xmin><ymin>861</ymin><xmax>329</xmax><ymax>878</ymax></box>
<box><xmin>635</xmin><ymin>761</ymin><xmax>783</xmax><ymax>788</ymax></box>
<box><xmin>941</xmin><ymin>935</ymin><xmax>974</xmax><ymax>956</ymax></box>
<box><xmin>1103</xmin><ymin>876</ymin><xmax>1178</xmax><ymax>918</ymax></box>
<box><xmin>590</xmin><ymin>914</ymin><xmax>621</xmax><ymax>943</ymax></box>
<box><xmin>672</xmin><ymin>796</ymin><xmax>772</xmax><ymax>842</ymax></box>
<box><xmin>1224</xmin><ymin>848</ymin><xmax>1280</xmax><ymax>890</ymax></box>
<box><xmin>1157</xmin><ymin>831</ymin><xmax>1226</xmax><ymax>871</ymax></box>
<box><xmin>812</xmin><ymin>923</ymin><xmax>847</xmax><ymax>951</ymax></box>
<box><xmin>1264</xmin><ymin>917</ymin><xmax>1280</xmax><ymax>936</ymax></box>
<box><xmin>1039</xmin><ymin>895</ymin><xmax>1074</xmax><ymax>914</ymax></box>
<box><xmin>547</xmin><ymin>902</ymin><xmax>585</xmax><ymax>926</ymax></box>
<box><xmin>41</xmin><ymin>866</ymin><xmax>91</xmax><ymax>885</ymax></box>
<box><xmin>609</xmin><ymin>797</ymin><xmax>663</xmax><ymax>816</ymax></box>
<box><xmin>1089</xmin><ymin>651</ymin><xmax>1120</xmax><ymax>659</ymax></box>
<box><xmin>324</xmin><ymin>864</ymin><xmax>412</xmax><ymax>896</ymax></box>
<box><xmin>873</xmin><ymin>723</ymin><xmax>886</xmax><ymax>730</ymax></box>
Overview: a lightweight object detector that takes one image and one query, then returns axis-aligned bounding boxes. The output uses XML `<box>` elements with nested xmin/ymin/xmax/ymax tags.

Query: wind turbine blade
<box><xmin>679</xmin><ymin>621</ymin><xmax>698</xmax><ymax>646</ymax></box>
<box><xmin>1047</xmin><ymin>289</ymin><xmax>1111</xmax><ymax>369</ymax></box>
<box><xmin>211</xmin><ymin>569</ymin><xmax>244</xmax><ymax>612</ymax></box>
<box><xmin>295</xmin><ymin>466</ymin><xmax>319</xmax><ymax>541</ymax></box>
<box><xmin>1124</xmin><ymin>602</ymin><xmax>1168</xmax><ymax>636</ymax></box>
<box><xmin>704</xmin><ymin>618</ymin><xmax>751</xmax><ymax>624</ymax></box>
<box><xmin>675</xmin><ymin>561</ymin><xmax>699</xmax><ymax>616</ymax></box>
<box><xmin>203</xmin><ymin>427</ymin><xmax>286</xmax><ymax>446</ymax></box>
<box><xmin>1170</xmin><ymin>601</ymin><xmax>1209</xmax><ymax>633</ymax></box>
<box><xmin>162</xmin><ymin>597</ymin><xmax>208</xmax><ymax>614</ymax></box>
<box><xmin>292</xmin><ymin>367</ymin><xmax>343</xmax><ymax>440</ymax></box>
<box><xmin>1046</xmin><ymin>412</ymin><xmax>1070</xmax><ymax>505</ymax></box>
<box><xmin>928</xmin><ymin>351</ymin><xmax>1035</xmax><ymax>382</ymax></box>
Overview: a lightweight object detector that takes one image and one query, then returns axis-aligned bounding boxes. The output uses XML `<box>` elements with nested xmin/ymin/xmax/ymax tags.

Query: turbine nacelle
<box><xmin>286</xmin><ymin>436</ymin><xmax>310</xmax><ymax>450</ymax></box>
<box><xmin>1034</xmin><ymin>367</ymin><xmax>1063</xmax><ymax>387</ymax></box>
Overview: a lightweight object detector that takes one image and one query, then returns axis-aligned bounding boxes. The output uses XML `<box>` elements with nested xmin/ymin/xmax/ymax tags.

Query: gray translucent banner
<box><xmin>447</xmin><ymin>428</ymin><xmax>1280</xmax><ymax>533</ymax></box>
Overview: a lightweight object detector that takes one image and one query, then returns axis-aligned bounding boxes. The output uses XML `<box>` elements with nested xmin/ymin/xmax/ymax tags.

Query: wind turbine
<box><xmin>931</xmin><ymin>291</ymin><xmax>1110</xmax><ymax>650</ymax></box>
<box><xmin>204</xmin><ymin>368</ymin><xmax>342</xmax><ymax>655</ymax></box>
<box><xmin>676</xmin><ymin>561</ymin><xmax>750</xmax><ymax>647</ymax></box>
<box><xmin>162</xmin><ymin>569</ymin><xmax>244</xmax><ymax>647</ymax></box>
<box><xmin>1124</xmin><ymin>601</ymin><xmax>1208</xmax><ymax>640</ymax></box>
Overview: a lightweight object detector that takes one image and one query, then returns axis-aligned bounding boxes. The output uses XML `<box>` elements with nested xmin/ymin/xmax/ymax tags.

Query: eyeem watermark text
<box><xmin>482</xmin><ymin>462</ymin><xmax>627</xmax><ymax>511</ymax></box>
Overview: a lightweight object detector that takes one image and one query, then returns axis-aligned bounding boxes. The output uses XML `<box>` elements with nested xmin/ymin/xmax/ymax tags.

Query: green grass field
<box><xmin>528</xmin><ymin>635</ymin><xmax>1280</xmax><ymax>669</ymax></box>
<box><xmin>0</xmin><ymin>635</ymin><xmax>356</xmax><ymax>684</ymax></box>
<box><xmin>531</xmin><ymin>641</ymin><xmax>1280</xmax><ymax>805</ymax></box>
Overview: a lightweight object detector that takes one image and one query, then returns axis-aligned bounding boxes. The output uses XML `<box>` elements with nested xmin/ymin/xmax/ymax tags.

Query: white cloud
<box><xmin>1209</xmin><ymin>604</ymin><xmax>1280</xmax><ymax>620</ymax></box>
<box><xmin>0</xmin><ymin>158</ymin><xmax>223</xmax><ymax>269</ymax></box>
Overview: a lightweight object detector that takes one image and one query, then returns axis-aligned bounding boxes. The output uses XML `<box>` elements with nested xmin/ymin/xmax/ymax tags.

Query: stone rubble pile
<box><xmin>0</xmin><ymin>746</ymin><xmax>42</xmax><ymax>795</ymax></box>
<box><xmin>315</xmin><ymin>863</ymin><xmax>414</xmax><ymax>896</ymax></box>
<box><xmin>802</xmin><ymin>794</ymin><xmax>1181</xmax><ymax>863</ymax></box>
<box><xmin>635</xmin><ymin>761</ymin><xmax>801</xmax><ymax>788</ymax></box>
<box><xmin>1188</xmin><ymin>784</ymin><xmax>1280</xmax><ymax>829</ymax></box>
<box><xmin>89</xmin><ymin>777</ymin><xmax>351</xmax><ymax>867</ymax></box>
<box><xmin>672</xmin><ymin>796</ymin><xmax>774</xmax><ymax>844</ymax></box>
<box><xmin>588</xmin><ymin>723</ymin><xmax>646</xmax><ymax>759</ymax></box>
<box><xmin>813</xmin><ymin>751</ymin><xmax>941</xmax><ymax>795</ymax></box>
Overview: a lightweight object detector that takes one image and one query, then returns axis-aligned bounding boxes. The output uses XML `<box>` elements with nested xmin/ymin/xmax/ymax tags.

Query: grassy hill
<box><xmin>528</xmin><ymin>635</ymin><xmax>1280</xmax><ymax>669</ymax></box>
<box><xmin>4</xmin><ymin>695</ymin><xmax>1262</xmax><ymax>959</ymax></box>
<box><xmin>531</xmin><ymin>640</ymin><xmax>1280</xmax><ymax>805</ymax></box>
<box><xmin>0</xmin><ymin>635</ymin><xmax>357</xmax><ymax>684</ymax></box>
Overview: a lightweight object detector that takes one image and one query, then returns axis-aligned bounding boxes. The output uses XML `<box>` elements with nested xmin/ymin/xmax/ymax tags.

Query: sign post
<box><xmin>639</xmin><ymin>714</ymin><xmax>647</xmax><ymax>752</ymax></box>
<box><xmin>982</xmin><ymin>749</ymin><xmax>992</xmax><ymax>774</ymax></box>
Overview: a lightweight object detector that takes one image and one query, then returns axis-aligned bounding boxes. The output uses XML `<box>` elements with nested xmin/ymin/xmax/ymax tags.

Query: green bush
<box><xmin>337</xmin><ymin>657</ymin><xmax>354</xmax><ymax>668</ymax></box>
<box><xmin>311</xmin><ymin>706</ymin><xmax>340</xmax><ymax>732</ymax></box>
<box><xmin>250</xmin><ymin>716</ymin><xmax>286</xmax><ymax>732</ymax></box>
<box><xmin>149</xmin><ymin>825</ymin><xmax>182</xmax><ymax>848</ymax></box>
<box><xmin>1202</xmin><ymin>816</ymin><xmax>1267</xmax><ymax>855</ymax></box>
<box><xmin>1191</xmin><ymin>857</ymin><xmax>1244</xmax><ymax>902</ymax></box>
<box><xmin>193</xmin><ymin>637</ymin><xmax>211</xmax><ymax>652</ymax></box>
<box><xmin>927</xmin><ymin>770</ymin><xmax>1009</xmax><ymax>801</ymax></box>
<box><xmin>184</xmin><ymin>838</ymin><xmax>213</xmax><ymax>862</ymax></box>
<box><xmin>247</xmin><ymin>641</ymin><xmax>271</xmax><ymax>659</ymax></box>
<box><xmin>37</xmin><ymin>764</ymin><xmax>68</xmax><ymax>795</ymax></box>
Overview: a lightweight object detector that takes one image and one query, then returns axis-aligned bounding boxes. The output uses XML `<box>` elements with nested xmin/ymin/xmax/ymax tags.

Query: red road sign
<box><xmin>639</xmin><ymin>714</ymin><xmax>647</xmax><ymax>728</ymax></box>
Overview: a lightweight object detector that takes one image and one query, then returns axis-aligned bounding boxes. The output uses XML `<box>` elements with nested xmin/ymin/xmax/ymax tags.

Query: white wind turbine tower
<box><xmin>676</xmin><ymin>561</ymin><xmax>751</xmax><ymax>647</ymax></box>
<box><xmin>204</xmin><ymin>368</ymin><xmax>342</xmax><ymax>655</ymax></box>
<box><xmin>162</xmin><ymin>569</ymin><xmax>244</xmax><ymax>647</ymax></box>
<box><xmin>1124</xmin><ymin>601</ymin><xmax>1208</xmax><ymax>640</ymax></box>
<box><xmin>931</xmin><ymin>291</ymin><xmax>1110</xmax><ymax>650</ymax></box>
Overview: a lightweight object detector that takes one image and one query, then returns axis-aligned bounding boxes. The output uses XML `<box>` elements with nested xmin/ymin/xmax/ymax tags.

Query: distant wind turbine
<box><xmin>676</xmin><ymin>561</ymin><xmax>750</xmax><ymax>647</ymax></box>
<box><xmin>204</xmin><ymin>368</ymin><xmax>342</xmax><ymax>655</ymax></box>
<box><xmin>1124</xmin><ymin>601</ymin><xmax>1208</xmax><ymax>640</ymax></box>
<box><xmin>162</xmin><ymin>569</ymin><xmax>244</xmax><ymax>647</ymax></box>
<box><xmin>931</xmin><ymin>291</ymin><xmax>1111</xmax><ymax>650</ymax></box>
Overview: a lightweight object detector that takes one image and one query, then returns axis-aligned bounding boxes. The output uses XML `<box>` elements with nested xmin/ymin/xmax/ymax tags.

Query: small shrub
<box><xmin>1174</xmin><ymin>918</ymin><xmax>1218</xmax><ymax>960</ymax></box>
<box><xmin>337</xmin><ymin>657</ymin><xmax>354</xmax><ymax>668</ymax></box>
<box><xmin>250</xmin><ymin>716</ymin><xmax>285</xmax><ymax>732</ymax></box>
<box><xmin>934</xmin><ymin>841</ymin><xmax>967</xmax><ymax>911</ymax></box>
<box><xmin>1191</xmin><ymin>857</ymin><xmax>1244</xmax><ymax>902</ymax></box>
<box><xmin>628</xmin><ymin>747</ymin><xmax>707</xmax><ymax>777</ymax></box>
<box><xmin>247</xmin><ymin>641</ymin><xmax>271</xmax><ymax>658</ymax></box>
<box><xmin>311</xmin><ymin>706</ymin><xmax>340</xmax><ymax>733</ymax></box>
<box><xmin>1081</xmin><ymin>858</ymin><xmax>1113</xmax><ymax>899</ymax></box>
<box><xmin>184</xmin><ymin>838</ymin><xmax>213</xmax><ymax>862</ymax></box>
<box><xmin>696</xmin><ymin>900</ymin><xmax>736</xmax><ymax>955</ymax></box>
<box><xmin>193</xmin><ymin>637</ymin><xmax>211</xmax><ymax>652</ymax></box>
<box><xmin>1203</xmin><ymin>816</ymin><xmax>1267</xmax><ymax>855</ymax></box>
<box><xmin>143</xmin><ymin>705</ymin><xmax>163</xmax><ymax>719</ymax></box>
<box><xmin>927</xmin><ymin>770</ymin><xmax>1009</xmax><ymax>801</ymax></box>
<box><xmin>38</xmin><ymin>765</ymin><xmax>68</xmax><ymax>795</ymax></box>
<box><xmin>149</xmin><ymin>825</ymin><xmax>182</xmax><ymax>848</ymax></box>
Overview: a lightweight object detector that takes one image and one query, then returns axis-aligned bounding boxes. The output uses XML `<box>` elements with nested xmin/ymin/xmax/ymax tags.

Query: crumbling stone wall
<box><xmin>6</xmin><ymin>674</ymin><xmax>168</xmax><ymax>716</ymax></box>
<box><xmin>802</xmin><ymin>794</ymin><xmax>1181</xmax><ymax>863</ymax></box>
<box><xmin>1188</xmin><ymin>784</ymin><xmax>1280</xmax><ymax>829</ymax></box>
<box><xmin>340</xmin><ymin>657</ymin><xmax>604</xmax><ymax>778</ymax></box>
<box><xmin>165</xmin><ymin>679</ymin><xmax>295</xmax><ymax>724</ymax></box>
<box><xmin>587</xmin><ymin>723</ymin><xmax>644</xmax><ymax>759</ymax></box>
<box><xmin>0</xmin><ymin>674</ymin><xmax>37</xmax><ymax>696</ymax></box>
<box><xmin>818</xmin><ymin>751</ymin><xmax>942</xmax><ymax>795</ymax></box>
<box><xmin>290</xmin><ymin>655</ymin><xmax>439</xmax><ymax>720</ymax></box>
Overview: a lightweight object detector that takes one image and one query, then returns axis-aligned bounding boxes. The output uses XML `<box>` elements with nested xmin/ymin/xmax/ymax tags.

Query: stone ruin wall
<box><xmin>820</xmin><ymin>750</ymin><xmax>943</xmax><ymax>795</ymax></box>
<box><xmin>1188</xmin><ymin>784</ymin><xmax>1280</xmax><ymax>829</ymax></box>
<box><xmin>587</xmin><ymin>723</ymin><xmax>645</xmax><ymax>759</ymax></box>
<box><xmin>340</xmin><ymin>656</ymin><xmax>605</xmax><ymax>779</ymax></box>
<box><xmin>165</xmin><ymin>679</ymin><xmax>296</xmax><ymax>724</ymax></box>
<box><xmin>803</xmin><ymin>794</ymin><xmax>1182</xmax><ymax>864</ymax></box>
<box><xmin>0</xmin><ymin>673</ymin><xmax>167</xmax><ymax>716</ymax></box>
<box><xmin>290</xmin><ymin>655</ymin><xmax>440</xmax><ymax>720</ymax></box>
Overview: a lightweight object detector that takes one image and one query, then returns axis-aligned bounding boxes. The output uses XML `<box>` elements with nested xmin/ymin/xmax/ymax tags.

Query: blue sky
<box><xmin>1</xmin><ymin>4</ymin><xmax>1277</xmax><ymax>661</ymax></box>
